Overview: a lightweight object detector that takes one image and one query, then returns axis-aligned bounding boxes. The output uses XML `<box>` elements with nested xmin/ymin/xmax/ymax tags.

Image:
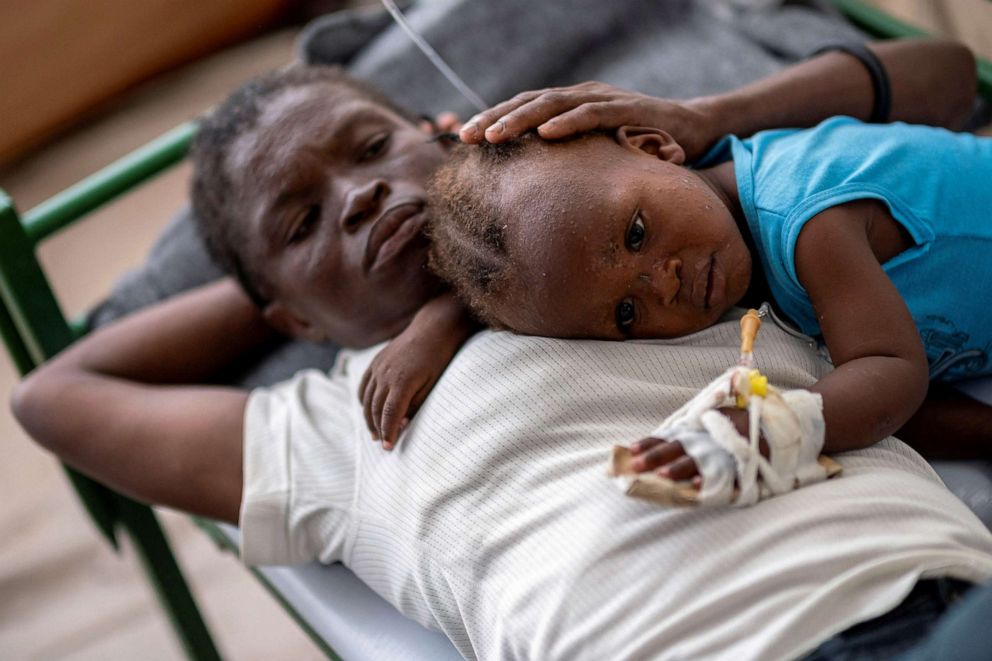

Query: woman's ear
<box><xmin>614</xmin><ymin>126</ymin><xmax>685</xmax><ymax>165</ymax></box>
<box><xmin>262</xmin><ymin>301</ymin><xmax>327</xmax><ymax>343</ymax></box>
<box><xmin>419</xmin><ymin>112</ymin><xmax>462</xmax><ymax>147</ymax></box>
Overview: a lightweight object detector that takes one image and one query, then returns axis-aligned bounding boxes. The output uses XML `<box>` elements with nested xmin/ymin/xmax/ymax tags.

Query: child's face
<box><xmin>491</xmin><ymin>131</ymin><xmax>751</xmax><ymax>339</ymax></box>
<box><xmin>229</xmin><ymin>82</ymin><xmax>448</xmax><ymax>346</ymax></box>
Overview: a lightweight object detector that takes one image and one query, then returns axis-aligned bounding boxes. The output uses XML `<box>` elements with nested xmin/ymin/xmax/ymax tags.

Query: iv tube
<box><xmin>380</xmin><ymin>0</ymin><xmax>489</xmax><ymax>112</ymax></box>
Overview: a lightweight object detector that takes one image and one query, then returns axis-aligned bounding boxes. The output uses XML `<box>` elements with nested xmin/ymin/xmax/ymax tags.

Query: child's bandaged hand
<box><xmin>458</xmin><ymin>81</ymin><xmax>717</xmax><ymax>160</ymax></box>
<box><xmin>611</xmin><ymin>367</ymin><xmax>838</xmax><ymax>507</ymax></box>
<box><xmin>630</xmin><ymin>409</ymin><xmax>757</xmax><ymax>486</ymax></box>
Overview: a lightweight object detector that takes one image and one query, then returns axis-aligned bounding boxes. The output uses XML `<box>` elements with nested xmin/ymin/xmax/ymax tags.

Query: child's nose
<box><xmin>643</xmin><ymin>257</ymin><xmax>681</xmax><ymax>307</ymax></box>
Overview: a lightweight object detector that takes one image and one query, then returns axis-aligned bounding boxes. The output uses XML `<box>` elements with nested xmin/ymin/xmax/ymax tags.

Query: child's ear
<box><xmin>614</xmin><ymin>126</ymin><xmax>685</xmax><ymax>165</ymax></box>
<box><xmin>262</xmin><ymin>301</ymin><xmax>327</xmax><ymax>343</ymax></box>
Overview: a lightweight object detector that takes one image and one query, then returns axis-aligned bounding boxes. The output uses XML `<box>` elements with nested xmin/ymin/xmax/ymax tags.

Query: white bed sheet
<box><xmin>217</xmin><ymin>524</ymin><xmax>461</xmax><ymax>660</ymax></box>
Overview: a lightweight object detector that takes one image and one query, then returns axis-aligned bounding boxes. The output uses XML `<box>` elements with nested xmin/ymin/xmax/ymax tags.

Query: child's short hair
<box><xmin>190</xmin><ymin>64</ymin><xmax>417</xmax><ymax>306</ymax></box>
<box><xmin>428</xmin><ymin>133</ymin><xmax>589</xmax><ymax>326</ymax></box>
<box><xmin>427</xmin><ymin>139</ymin><xmax>528</xmax><ymax>326</ymax></box>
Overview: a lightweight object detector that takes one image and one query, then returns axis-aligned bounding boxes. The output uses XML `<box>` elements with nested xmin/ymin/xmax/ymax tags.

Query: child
<box><xmin>428</xmin><ymin>60</ymin><xmax>991</xmax><ymax>483</ymax></box>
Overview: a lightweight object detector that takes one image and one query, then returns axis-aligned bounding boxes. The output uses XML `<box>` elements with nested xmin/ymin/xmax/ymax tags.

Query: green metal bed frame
<box><xmin>1</xmin><ymin>3</ymin><xmax>990</xmax><ymax>658</ymax></box>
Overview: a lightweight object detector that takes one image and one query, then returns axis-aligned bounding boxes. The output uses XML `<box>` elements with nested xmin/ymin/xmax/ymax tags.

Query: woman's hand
<box><xmin>458</xmin><ymin>81</ymin><xmax>719</xmax><ymax>161</ymax></box>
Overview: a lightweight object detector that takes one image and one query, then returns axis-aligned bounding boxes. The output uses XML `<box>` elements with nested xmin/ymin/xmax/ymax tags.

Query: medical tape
<box><xmin>649</xmin><ymin>366</ymin><xmax>828</xmax><ymax>507</ymax></box>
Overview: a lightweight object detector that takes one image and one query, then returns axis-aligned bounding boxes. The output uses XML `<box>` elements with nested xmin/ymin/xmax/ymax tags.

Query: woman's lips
<box><xmin>364</xmin><ymin>201</ymin><xmax>427</xmax><ymax>271</ymax></box>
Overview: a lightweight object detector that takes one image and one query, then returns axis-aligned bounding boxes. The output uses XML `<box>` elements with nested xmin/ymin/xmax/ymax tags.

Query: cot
<box><xmin>2</xmin><ymin>1</ymin><xmax>991</xmax><ymax>658</ymax></box>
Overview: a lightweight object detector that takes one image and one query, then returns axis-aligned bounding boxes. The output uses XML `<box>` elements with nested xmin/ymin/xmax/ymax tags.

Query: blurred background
<box><xmin>0</xmin><ymin>0</ymin><xmax>988</xmax><ymax>659</ymax></box>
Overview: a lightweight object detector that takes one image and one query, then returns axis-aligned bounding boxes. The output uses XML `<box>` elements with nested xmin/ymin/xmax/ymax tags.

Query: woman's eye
<box><xmin>359</xmin><ymin>134</ymin><xmax>390</xmax><ymax>162</ymax></box>
<box><xmin>616</xmin><ymin>297</ymin><xmax>636</xmax><ymax>331</ymax></box>
<box><xmin>626</xmin><ymin>212</ymin><xmax>645</xmax><ymax>251</ymax></box>
<box><xmin>288</xmin><ymin>205</ymin><xmax>320</xmax><ymax>244</ymax></box>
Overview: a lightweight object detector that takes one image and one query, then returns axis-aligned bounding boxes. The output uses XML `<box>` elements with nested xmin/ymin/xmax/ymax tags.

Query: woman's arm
<box><xmin>10</xmin><ymin>279</ymin><xmax>275</xmax><ymax>522</ymax></box>
<box><xmin>896</xmin><ymin>384</ymin><xmax>992</xmax><ymax>460</ymax></box>
<box><xmin>698</xmin><ymin>38</ymin><xmax>976</xmax><ymax>142</ymax></box>
<box><xmin>460</xmin><ymin>38</ymin><xmax>977</xmax><ymax>159</ymax></box>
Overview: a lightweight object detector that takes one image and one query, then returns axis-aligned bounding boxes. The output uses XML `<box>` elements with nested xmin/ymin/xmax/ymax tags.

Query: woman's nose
<box><xmin>337</xmin><ymin>179</ymin><xmax>389</xmax><ymax>232</ymax></box>
<box><xmin>641</xmin><ymin>257</ymin><xmax>681</xmax><ymax>306</ymax></box>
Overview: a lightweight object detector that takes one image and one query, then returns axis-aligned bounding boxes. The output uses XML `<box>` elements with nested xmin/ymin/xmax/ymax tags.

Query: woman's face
<box><xmin>228</xmin><ymin>83</ymin><xmax>449</xmax><ymax>346</ymax></box>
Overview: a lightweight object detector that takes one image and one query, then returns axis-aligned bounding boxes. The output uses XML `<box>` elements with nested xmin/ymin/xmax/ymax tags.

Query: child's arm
<box><xmin>10</xmin><ymin>279</ymin><xmax>276</xmax><ymax>523</ymax></box>
<box><xmin>630</xmin><ymin>199</ymin><xmax>932</xmax><ymax>481</ymax></box>
<box><xmin>633</xmin><ymin>382</ymin><xmax>992</xmax><ymax>481</ymax></box>
<box><xmin>359</xmin><ymin>292</ymin><xmax>476</xmax><ymax>449</ymax></box>
<box><xmin>794</xmin><ymin>200</ymin><xmax>930</xmax><ymax>452</ymax></box>
<box><xmin>460</xmin><ymin>38</ymin><xmax>976</xmax><ymax>159</ymax></box>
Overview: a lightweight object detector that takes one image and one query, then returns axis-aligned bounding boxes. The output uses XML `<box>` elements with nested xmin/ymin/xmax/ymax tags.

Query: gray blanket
<box><xmin>90</xmin><ymin>0</ymin><xmax>865</xmax><ymax>385</ymax></box>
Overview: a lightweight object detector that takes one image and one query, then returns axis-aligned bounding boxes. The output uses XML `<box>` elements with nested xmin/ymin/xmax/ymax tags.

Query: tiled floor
<box><xmin>0</xmin><ymin>28</ymin><xmax>324</xmax><ymax>661</ymax></box>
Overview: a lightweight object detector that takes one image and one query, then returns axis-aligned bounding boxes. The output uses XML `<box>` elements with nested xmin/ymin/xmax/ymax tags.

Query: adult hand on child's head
<box><xmin>459</xmin><ymin>81</ymin><xmax>718</xmax><ymax>161</ymax></box>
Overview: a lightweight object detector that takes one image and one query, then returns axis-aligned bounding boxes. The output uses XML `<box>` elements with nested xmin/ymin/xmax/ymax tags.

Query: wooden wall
<box><xmin>0</xmin><ymin>0</ymin><xmax>293</xmax><ymax>166</ymax></box>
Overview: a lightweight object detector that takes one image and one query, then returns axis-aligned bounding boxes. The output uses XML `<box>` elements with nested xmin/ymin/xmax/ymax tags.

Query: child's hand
<box><xmin>629</xmin><ymin>437</ymin><xmax>701</xmax><ymax>485</ymax></box>
<box><xmin>358</xmin><ymin>293</ymin><xmax>475</xmax><ymax>450</ymax></box>
<box><xmin>458</xmin><ymin>81</ymin><xmax>717</xmax><ymax>160</ymax></box>
<box><xmin>358</xmin><ymin>329</ymin><xmax>448</xmax><ymax>450</ymax></box>
<box><xmin>630</xmin><ymin>408</ymin><xmax>755</xmax><ymax>485</ymax></box>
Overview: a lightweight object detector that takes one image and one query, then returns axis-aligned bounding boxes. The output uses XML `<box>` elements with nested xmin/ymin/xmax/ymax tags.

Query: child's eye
<box><xmin>288</xmin><ymin>205</ymin><xmax>321</xmax><ymax>244</ymax></box>
<box><xmin>626</xmin><ymin>212</ymin><xmax>646</xmax><ymax>251</ymax></box>
<box><xmin>616</xmin><ymin>297</ymin><xmax>636</xmax><ymax>332</ymax></box>
<box><xmin>359</xmin><ymin>133</ymin><xmax>391</xmax><ymax>162</ymax></box>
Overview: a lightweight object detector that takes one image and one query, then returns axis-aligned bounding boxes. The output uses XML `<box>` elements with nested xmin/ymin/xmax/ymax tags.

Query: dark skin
<box><xmin>11</xmin><ymin>40</ymin><xmax>983</xmax><ymax>525</ymax></box>
<box><xmin>481</xmin><ymin>129</ymin><xmax>930</xmax><ymax>448</ymax></box>
<box><xmin>455</xmin><ymin>38</ymin><xmax>989</xmax><ymax>480</ymax></box>
<box><xmin>227</xmin><ymin>84</ymin><xmax>474</xmax><ymax>447</ymax></box>
<box><xmin>465</xmin><ymin>130</ymin><xmax>988</xmax><ymax>481</ymax></box>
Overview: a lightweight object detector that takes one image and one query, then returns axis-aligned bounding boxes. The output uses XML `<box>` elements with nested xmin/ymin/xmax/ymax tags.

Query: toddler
<box><xmin>428</xmin><ymin>118</ymin><xmax>992</xmax><ymax>480</ymax></box>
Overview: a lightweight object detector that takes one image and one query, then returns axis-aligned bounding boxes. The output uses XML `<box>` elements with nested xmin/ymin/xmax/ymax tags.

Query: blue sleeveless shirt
<box><xmin>698</xmin><ymin>117</ymin><xmax>992</xmax><ymax>380</ymax></box>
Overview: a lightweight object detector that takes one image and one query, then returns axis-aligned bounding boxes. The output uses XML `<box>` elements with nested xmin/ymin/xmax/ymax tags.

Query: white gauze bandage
<box><xmin>647</xmin><ymin>366</ymin><xmax>827</xmax><ymax>507</ymax></box>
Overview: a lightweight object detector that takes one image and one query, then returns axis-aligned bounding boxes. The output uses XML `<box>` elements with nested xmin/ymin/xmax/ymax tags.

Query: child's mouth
<box><xmin>691</xmin><ymin>255</ymin><xmax>723</xmax><ymax>310</ymax></box>
<box><xmin>704</xmin><ymin>259</ymin><xmax>715</xmax><ymax>308</ymax></box>
<box><xmin>691</xmin><ymin>256</ymin><xmax>714</xmax><ymax>309</ymax></box>
<box><xmin>704</xmin><ymin>256</ymin><xmax>727</xmax><ymax>310</ymax></box>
